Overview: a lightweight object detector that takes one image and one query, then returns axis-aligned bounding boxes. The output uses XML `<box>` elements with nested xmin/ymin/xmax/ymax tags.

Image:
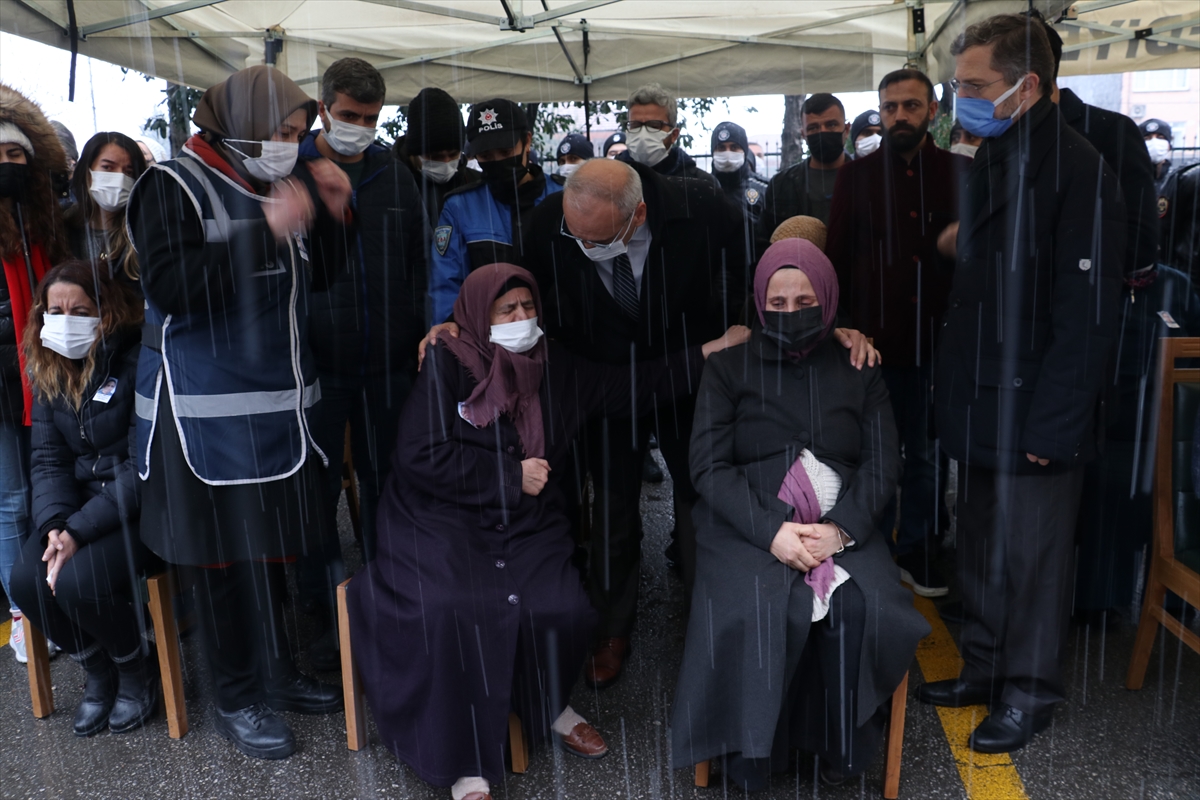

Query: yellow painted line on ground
<box><xmin>912</xmin><ymin>595</ymin><xmax>1029</xmax><ymax>800</ymax></box>
<box><xmin>0</xmin><ymin>618</ymin><xmax>8</xmax><ymax>646</ymax></box>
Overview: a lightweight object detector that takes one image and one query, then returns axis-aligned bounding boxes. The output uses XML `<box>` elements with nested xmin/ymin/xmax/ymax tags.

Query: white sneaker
<box><xmin>46</xmin><ymin>639</ymin><xmax>61</xmax><ymax>659</ymax></box>
<box><xmin>9</xmin><ymin>613</ymin><xmax>27</xmax><ymax>664</ymax></box>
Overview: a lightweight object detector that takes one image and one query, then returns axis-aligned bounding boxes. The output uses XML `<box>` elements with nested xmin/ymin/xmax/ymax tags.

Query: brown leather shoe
<box><xmin>557</xmin><ymin>722</ymin><xmax>609</xmax><ymax>759</ymax></box>
<box><xmin>584</xmin><ymin>637</ymin><xmax>630</xmax><ymax>690</ymax></box>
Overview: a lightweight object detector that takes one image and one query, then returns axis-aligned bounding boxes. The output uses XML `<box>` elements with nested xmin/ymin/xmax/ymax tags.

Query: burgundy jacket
<box><xmin>826</xmin><ymin>136</ymin><xmax>970</xmax><ymax>368</ymax></box>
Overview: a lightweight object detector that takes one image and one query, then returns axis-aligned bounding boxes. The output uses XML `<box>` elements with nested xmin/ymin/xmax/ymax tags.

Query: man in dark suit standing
<box><xmin>918</xmin><ymin>14</ymin><xmax>1125</xmax><ymax>754</ymax></box>
<box><xmin>521</xmin><ymin>158</ymin><xmax>744</xmax><ymax>689</ymax></box>
<box><xmin>825</xmin><ymin>68</ymin><xmax>970</xmax><ymax>599</ymax></box>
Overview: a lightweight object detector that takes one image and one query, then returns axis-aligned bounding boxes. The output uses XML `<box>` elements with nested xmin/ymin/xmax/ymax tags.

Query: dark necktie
<box><xmin>611</xmin><ymin>252</ymin><xmax>639</xmax><ymax>320</ymax></box>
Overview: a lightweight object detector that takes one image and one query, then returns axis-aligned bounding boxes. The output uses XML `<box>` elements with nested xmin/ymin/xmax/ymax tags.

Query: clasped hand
<box><xmin>42</xmin><ymin>529</ymin><xmax>79</xmax><ymax>595</ymax></box>
<box><xmin>769</xmin><ymin>521</ymin><xmax>841</xmax><ymax>573</ymax></box>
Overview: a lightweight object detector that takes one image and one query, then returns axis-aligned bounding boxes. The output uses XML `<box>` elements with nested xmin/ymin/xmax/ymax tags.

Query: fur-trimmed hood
<box><xmin>0</xmin><ymin>83</ymin><xmax>67</xmax><ymax>175</ymax></box>
<box><xmin>0</xmin><ymin>83</ymin><xmax>68</xmax><ymax>260</ymax></box>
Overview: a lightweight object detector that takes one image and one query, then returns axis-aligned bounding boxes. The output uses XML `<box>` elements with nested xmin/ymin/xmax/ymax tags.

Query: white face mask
<box><xmin>89</xmin><ymin>171</ymin><xmax>134</xmax><ymax>212</ymax></box>
<box><xmin>572</xmin><ymin>209</ymin><xmax>637</xmax><ymax>263</ymax></box>
<box><xmin>558</xmin><ymin>162</ymin><xmax>582</xmax><ymax>180</ymax></box>
<box><xmin>950</xmin><ymin>142</ymin><xmax>979</xmax><ymax>159</ymax></box>
<box><xmin>41</xmin><ymin>314</ymin><xmax>100</xmax><ymax>360</ymax></box>
<box><xmin>626</xmin><ymin>126</ymin><xmax>671</xmax><ymax>168</ymax></box>
<box><xmin>323</xmin><ymin>116</ymin><xmax>376</xmax><ymax>157</ymax></box>
<box><xmin>1146</xmin><ymin>137</ymin><xmax>1171</xmax><ymax>164</ymax></box>
<box><xmin>489</xmin><ymin>316</ymin><xmax>543</xmax><ymax>354</ymax></box>
<box><xmin>712</xmin><ymin>151</ymin><xmax>745</xmax><ymax>172</ymax></box>
<box><xmin>226</xmin><ymin>139</ymin><xmax>299</xmax><ymax>183</ymax></box>
<box><xmin>421</xmin><ymin>157</ymin><xmax>458</xmax><ymax>184</ymax></box>
<box><xmin>855</xmin><ymin>133</ymin><xmax>882</xmax><ymax>157</ymax></box>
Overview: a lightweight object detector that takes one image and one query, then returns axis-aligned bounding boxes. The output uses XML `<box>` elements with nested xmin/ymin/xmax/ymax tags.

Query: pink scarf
<box><xmin>777</xmin><ymin>457</ymin><xmax>837</xmax><ymax>601</ymax></box>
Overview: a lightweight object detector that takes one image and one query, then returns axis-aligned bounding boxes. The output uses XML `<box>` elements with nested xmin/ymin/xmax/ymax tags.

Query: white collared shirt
<box><xmin>592</xmin><ymin>222</ymin><xmax>651</xmax><ymax>299</ymax></box>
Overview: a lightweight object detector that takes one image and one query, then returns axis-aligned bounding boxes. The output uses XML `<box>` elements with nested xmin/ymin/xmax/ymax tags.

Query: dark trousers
<box><xmin>300</xmin><ymin>367</ymin><xmax>410</xmax><ymax>617</ymax></box>
<box><xmin>726</xmin><ymin>581</ymin><xmax>885</xmax><ymax>790</ymax></box>
<box><xmin>879</xmin><ymin>364</ymin><xmax>940</xmax><ymax>556</ymax></box>
<box><xmin>957</xmin><ymin>464</ymin><xmax>1085</xmax><ymax>715</ymax></box>
<box><xmin>10</xmin><ymin>526</ymin><xmax>156</xmax><ymax>659</ymax></box>
<box><xmin>583</xmin><ymin>396</ymin><xmax>698</xmax><ymax>638</ymax></box>
<box><xmin>179</xmin><ymin>561</ymin><xmax>295</xmax><ymax>712</ymax></box>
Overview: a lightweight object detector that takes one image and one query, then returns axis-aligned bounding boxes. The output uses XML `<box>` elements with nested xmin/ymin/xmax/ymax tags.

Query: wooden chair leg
<box><xmin>146</xmin><ymin>572</ymin><xmax>189</xmax><ymax>738</ymax></box>
<box><xmin>342</xmin><ymin>424</ymin><xmax>361</xmax><ymax>536</ymax></box>
<box><xmin>1127</xmin><ymin>564</ymin><xmax>1168</xmax><ymax>690</ymax></box>
<box><xmin>509</xmin><ymin>712</ymin><xmax>529</xmax><ymax>773</ymax></box>
<box><xmin>883</xmin><ymin>672</ymin><xmax>910</xmax><ymax>800</ymax></box>
<box><xmin>338</xmin><ymin>578</ymin><xmax>368</xmax><ymax>751</ymax></box>
<box><xmin>23</xmin><ymin>617</ymin><xmax>53</xmax><ymax>718</ymax></box>
<box><xmin>694</xmin><ymin>759</ymin><xmax>711</xmax><ymax>787</ymax></box>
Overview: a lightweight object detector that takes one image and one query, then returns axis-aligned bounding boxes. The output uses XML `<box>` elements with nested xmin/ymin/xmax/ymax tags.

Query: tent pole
<box><xmin>583</xmin><ymin>22</ymin><xmax>591</xmax><ymax>142</ymax></box>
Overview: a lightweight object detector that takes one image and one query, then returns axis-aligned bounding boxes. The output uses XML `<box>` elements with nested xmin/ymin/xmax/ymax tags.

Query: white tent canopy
<box><xmin>1</xmin><ymin>0</ymin><xmax>1196</xmax><ymax>104</ymax></box>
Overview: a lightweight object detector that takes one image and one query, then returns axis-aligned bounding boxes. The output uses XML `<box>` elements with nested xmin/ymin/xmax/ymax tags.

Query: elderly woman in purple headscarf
<box><xmin>670</xmin><ymin>239</ymin><xmax>930</xmax><ymax>791</ymax></box>
<box><xmin>348</xmin><ymin>262</ymin><xmax>748</xmax><ymax>800</ymax></box>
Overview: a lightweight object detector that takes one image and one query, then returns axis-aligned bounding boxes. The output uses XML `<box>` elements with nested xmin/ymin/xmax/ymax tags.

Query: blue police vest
<box><xmin>133</xmin><ymin>151</ymin><xmax>325</xmax><ymax>485</ymax></box>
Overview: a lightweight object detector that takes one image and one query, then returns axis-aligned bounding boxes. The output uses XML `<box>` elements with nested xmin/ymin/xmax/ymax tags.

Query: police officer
<box><xmin>1140</xmin><ymin>118</ymin><xmax>1175</xmax><ymax>193</ymax></box>
<box><xmin>710</xmin><ymin>121</ymin><xmax>767</xmax><ymax>225</ymax></box>
<box><xmin>602</xmin><ymin>131</ymin><xmax>627</xmax><ymax>158</ymax></box>
<box><xmin>552</xmin><ymin>132</ymin><xmax>594</xmax><ymax>183</ymax></box>
<box><xmin>428</xmin><ymin>98</ymin><xmax>561</xmax><ymax>323</ymax></box>
<box><xmin>849</xmin><ymin>109</ymin><xmax>883</xmax><ymax>157</ymax></box>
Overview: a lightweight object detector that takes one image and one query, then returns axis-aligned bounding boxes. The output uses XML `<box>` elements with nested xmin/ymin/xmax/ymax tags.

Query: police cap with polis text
<box><xmin>850</xmin><ymin>109</ymin><xmax>883</xmax><ymax>142</ymax></box>
<box><xmin>465</xmin><ymin>98</ymin><xmax>529</xmax><ymax>157</ymax></box>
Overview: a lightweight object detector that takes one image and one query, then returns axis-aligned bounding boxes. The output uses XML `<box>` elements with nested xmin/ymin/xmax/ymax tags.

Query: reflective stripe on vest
<box><xmin>136</xmin><ymin>383</ymin><xmax>320</xmax><ymax>421</ymax></box>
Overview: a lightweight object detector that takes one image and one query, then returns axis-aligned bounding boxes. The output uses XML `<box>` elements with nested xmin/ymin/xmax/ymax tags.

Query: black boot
<box><xmin>108</xmin><ymin>646</ymin><xmax>158</xmax><ymax>733</ymax></box>
<box><xmin>71</xmin><ymin>646</ymin><xmax>118</xmax><ymax>737</ymax></box>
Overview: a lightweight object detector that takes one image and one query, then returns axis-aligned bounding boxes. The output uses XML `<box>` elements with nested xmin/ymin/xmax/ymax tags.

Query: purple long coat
<box><xmin>348</xmin><ymin>339</ymin><xmax>703</xmax><ymax>787</ymax></box>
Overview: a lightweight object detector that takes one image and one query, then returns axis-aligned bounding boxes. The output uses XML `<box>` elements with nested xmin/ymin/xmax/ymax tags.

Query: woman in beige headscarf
<box><xmin>127</xmin><ymin>65</ymin><xmax>351</xmax><ymax>760</ymax></box>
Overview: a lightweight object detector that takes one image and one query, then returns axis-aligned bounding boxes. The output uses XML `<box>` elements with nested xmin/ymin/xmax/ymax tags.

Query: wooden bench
<box><xmin>694</xmin><ymin>672</ymin><xmax>910</xmax><ymax>798</ymax></box>
<box><xmin>24</xmin><ymin>570</ymin><xmax>189</xmax><ymax>738</ymax></box>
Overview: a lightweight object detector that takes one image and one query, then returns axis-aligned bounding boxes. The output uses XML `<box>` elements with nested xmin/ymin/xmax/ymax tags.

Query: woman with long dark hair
<box><xmin>64</xmin><ymin>132</ymin><xmax>147</xmax><ymax>285</ymax></box>
<box><xmin>0</xmin><ymin>83</ymin><xmax>68</xmax><ymax>663</ymax></box>
<box><xmin>9</xmin><ymin>259</ymin><xmax>157</xmax><ymax>736</ymax></box>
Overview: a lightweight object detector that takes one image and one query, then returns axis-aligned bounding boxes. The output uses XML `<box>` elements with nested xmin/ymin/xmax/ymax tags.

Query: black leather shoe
<box><xmin>109</xmin><ymin>654</ymin><xmax>159</xmax><ymax>733</ymax></box>
<box><xmin>643</xmin><ymin>452</ymin><xmax>664</xmax><ymax>483</ymax></box>
<box><xmin>264</xmin><ymin>671</ymin><xmax>342</xmax><ymax>715</ymax></box>
<box><xmin>968</xmin><ymin>703</ymin><xmax>1053</xmax><ymax>754</ymax></box>
<box><xmin>73</xmin><ymin>658</ymin><xmax>118</xmax><ymax>737</ymax></box>
<box><xmin>938</xmin><ymin>600</ymin><xmax>966</xmax><ymax>625</ymax></box>
<box><xmin>213</xmin><ymin>703</ymin><xmax>296</xmax><ymax>759</ymax></box>
<box><xmin>917</xmin><ymin>678</ymin><xmax>1000</xmax><ymax>708</ymax></box>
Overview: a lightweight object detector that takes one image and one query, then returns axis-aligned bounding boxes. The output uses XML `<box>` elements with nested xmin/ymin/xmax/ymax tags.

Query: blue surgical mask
<box><xmin>955</xmin><ymin>77</ymin><xmax>1026</xmax><ymax>139</ymax></box>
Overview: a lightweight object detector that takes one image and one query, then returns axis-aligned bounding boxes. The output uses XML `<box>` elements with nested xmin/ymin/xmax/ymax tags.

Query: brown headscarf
<box><xmin>192</xmin><ymin>65</ymin><xmax>316</xmax><ymax>187</ymax></box>
<box><xmin>442</xmin><ymin>263</ymin><xmax>547</xmax><ymax>459</ymax></box>
<box><xmin>194</xmin><ymin>65</ymin><xmax>316</xmax><ymax>143</ymax></box>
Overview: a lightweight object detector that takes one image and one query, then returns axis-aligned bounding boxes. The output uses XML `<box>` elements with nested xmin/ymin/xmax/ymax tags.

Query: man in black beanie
<box><xmin>393</xmin><ymin>87</ymin><xmax>480</xmax><ymax>225</ymax></box>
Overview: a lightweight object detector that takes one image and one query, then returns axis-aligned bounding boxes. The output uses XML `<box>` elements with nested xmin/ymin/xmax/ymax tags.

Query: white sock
<box><xmin>552</xmin><ymin>705</ymin><xmax>587</xmax><ymax>737</ymax></box>
<box><xmin>450</xmin><ymin>776</ymin><xmax>489</xmax><ymax>800</ymax></box>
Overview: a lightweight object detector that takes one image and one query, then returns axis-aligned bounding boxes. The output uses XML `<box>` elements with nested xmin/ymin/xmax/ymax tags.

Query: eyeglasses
<box><xmin>949</xmin><ymin>77</ymin><xmax>1005</xmax><ymax>98</ymax></box>
<box><xmin>560</xmin><ymin>208</ymin><xmax>637</xmax><ymax>248</ymax></box>
<box><xmin>625</xmin><ymin>120</ymin><xmax>673</xmax><ymax>133</ymax></box>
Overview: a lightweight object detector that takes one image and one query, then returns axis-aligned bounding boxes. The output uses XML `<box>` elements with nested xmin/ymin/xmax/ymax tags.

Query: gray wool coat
<box><xmin>670</xmin><ymin>330</ymin><xmax>930</xmax><ymax>768</ymax></box>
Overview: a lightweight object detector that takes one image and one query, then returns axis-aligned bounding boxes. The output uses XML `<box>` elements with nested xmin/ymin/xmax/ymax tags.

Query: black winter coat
<box><xmin>30</xmin><ymin>330</ymin><xmax>141</xmax><ymax>546</ymax></box>
<box><xmin>617</xmin><ymin>147</ymin><xmax>718</xmax><ymax>186</ymax></box>
<box><xmin>303</xmin><ymin>141</ymin><xmax>429</xmax><ymax>377</ymax></box>
<box><xmin>522</xmin><ymin>160</ymin><xmax>746</xmax><ymax>367</ymax></box>
<box><xmin>671</xmin><ymin>330</ymin><xmax>928</xmax><ymax>766</ymax></box>
<box><xmin>934</xmin><ymin>98</ymin><xmax>1125</xmax><ymax>474</ymax></box>
<box><xmin>1058</xmin><ymin>89</ymin><xmax>1158</xmax><ymax>275</ymax></box>
<box><xmin>0</xmin><ymin>272</ymin><xmax>21</xmax><ymax>425</ymax></box>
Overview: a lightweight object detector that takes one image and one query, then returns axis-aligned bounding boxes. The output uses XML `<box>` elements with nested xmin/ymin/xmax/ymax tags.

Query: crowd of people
<box><xmin>1</xmin><ymin>10</ymin><xmax>1198</xmax><ymax>800</ymax></box>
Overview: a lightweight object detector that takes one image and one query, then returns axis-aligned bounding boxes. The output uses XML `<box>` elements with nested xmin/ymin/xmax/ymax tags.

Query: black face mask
<box><xmin>806</xmin><ymin>131</ymin><xmax>846</xmax><ymax>164</ymax></box>
<box><xmin>0</xmin><ymin>162</ymin><xmax>30</xmax><ymax>199</ymax></box>
<box><xmin>479</xmin><ymin>151</ymin><xmax>529</xmax><ymax>186</ymax></box>
<box><xmin>763</xmin><ymin>306</ymin><xmax>825</xmax><ymax>352</ymax></box>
